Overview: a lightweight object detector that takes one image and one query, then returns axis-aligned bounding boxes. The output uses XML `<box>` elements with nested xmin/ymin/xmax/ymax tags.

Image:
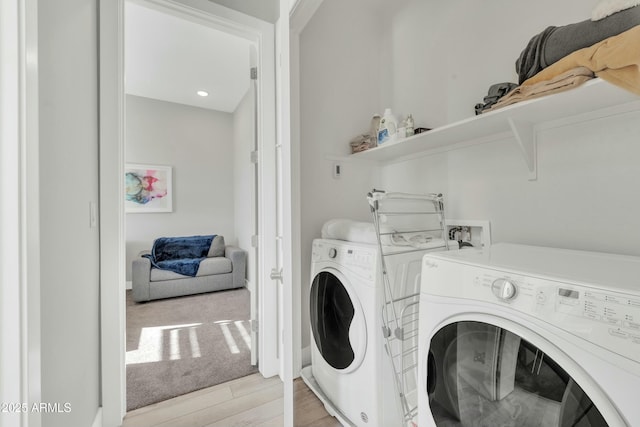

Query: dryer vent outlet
<box><xmin>445</xmin><ymin>219</ymin><xmax>491</xmax><ymax>248</ymax></box>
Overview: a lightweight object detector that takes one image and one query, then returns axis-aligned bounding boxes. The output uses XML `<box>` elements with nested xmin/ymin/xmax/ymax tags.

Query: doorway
<box><xmin>123</xmin><ymin>1</ymin><xmax>258</xmax><ymax>409</ymax></box>
<box><xmin>99</xmin><ymin>0</ymin><xmax>279</xmax><ymax>423</ymax></box>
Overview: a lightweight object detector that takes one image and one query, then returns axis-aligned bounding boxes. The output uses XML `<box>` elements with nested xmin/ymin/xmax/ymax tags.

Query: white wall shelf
<box><xmin>352</xmin><ymin>79</ymin><xmax>640</xmax><ymax>180</ymax></box>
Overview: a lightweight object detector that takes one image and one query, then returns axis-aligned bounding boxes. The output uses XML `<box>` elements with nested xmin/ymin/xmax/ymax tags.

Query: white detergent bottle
<box><xmin>378</xmin><ymin>108</ymin><xmax>397</xmax><ymax>144</ymax></box>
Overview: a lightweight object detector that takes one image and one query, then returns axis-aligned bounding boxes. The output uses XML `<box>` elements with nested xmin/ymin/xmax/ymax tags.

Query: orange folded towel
<box><xmin>489</xmin><ymin>67</ymin><xmax>595</xmax><ymax>111</ymax></box>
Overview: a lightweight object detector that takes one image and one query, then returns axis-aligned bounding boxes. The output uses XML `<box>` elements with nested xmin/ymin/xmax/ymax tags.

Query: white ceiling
<box><xmin>125</xmin><ymin>1</ymin><xmax>251</xmax><ymax>113</ymax></box>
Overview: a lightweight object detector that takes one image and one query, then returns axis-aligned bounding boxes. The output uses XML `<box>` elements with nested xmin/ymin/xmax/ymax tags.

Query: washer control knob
<box><xmin>328</xmin><ymin>248</ymin><xmax>337</xmax><ymax>259</ymax></box>
<box><xmin>492</xmin><ymin>278</ymin><xmax>517</xmax><ymax>301</ymax></box>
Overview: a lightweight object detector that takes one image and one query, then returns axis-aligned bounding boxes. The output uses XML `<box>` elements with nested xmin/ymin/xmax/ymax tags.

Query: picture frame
<box><xmin>125</xmin><ymin>163</ymin><xmax>173</xmax><ymax>213</ymax></box>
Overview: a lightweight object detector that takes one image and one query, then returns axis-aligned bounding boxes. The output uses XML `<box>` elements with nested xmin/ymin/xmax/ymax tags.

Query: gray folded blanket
<box><xmin>516</xmin><ymin>5</ymin><xmax>640</xmax><ymax>83</ymax></box>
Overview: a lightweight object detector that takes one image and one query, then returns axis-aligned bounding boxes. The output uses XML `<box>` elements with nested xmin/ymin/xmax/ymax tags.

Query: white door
<box><xmin>254</xmin><ymin>24</ymin><xmax>280</xmax><ymax>379</ymax></box>
<box><xmin>276</xmin><ymin>3</ymin><xmax>296</xmax><ymax>425</ymax></box>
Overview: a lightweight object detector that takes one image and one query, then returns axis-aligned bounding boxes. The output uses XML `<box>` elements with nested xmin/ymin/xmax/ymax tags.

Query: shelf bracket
<box><xmin>508</xmin><ymin>117</ymin><xmax>537</xmax><ymax>181</ymax></box>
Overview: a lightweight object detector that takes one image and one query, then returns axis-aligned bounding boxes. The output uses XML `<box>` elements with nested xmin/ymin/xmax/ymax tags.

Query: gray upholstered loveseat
<box><xmin>131</xmin><ymin>236</ymin><xmax>246</xmax><ymax>302</ymax></box>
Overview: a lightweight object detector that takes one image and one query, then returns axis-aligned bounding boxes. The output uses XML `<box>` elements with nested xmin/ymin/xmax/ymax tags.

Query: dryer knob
<box><xmin>328</xmin><ymin>248</ymin><xmax>337</xmax><ymax>259</ymax></box>
<box><xmin>492</xmin><ymin>278</ymin><xmax>517</xmax><ymax>301</ymax></box>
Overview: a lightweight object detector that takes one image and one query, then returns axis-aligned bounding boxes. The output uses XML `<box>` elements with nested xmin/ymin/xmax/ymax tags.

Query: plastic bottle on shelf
<box><xmin>370</xmin><ymin>114</ymin><xmax>381</xmax><ymax>147</ymax></box>
<box><xmin>378</xmin><ymin>108</ymin><xmax>397</xmax><ymax>144</ymax></box>
<box><xmin>406</xmin><ymin>114</ymin><xmax>415</xmax><ymax>137</ymax></box>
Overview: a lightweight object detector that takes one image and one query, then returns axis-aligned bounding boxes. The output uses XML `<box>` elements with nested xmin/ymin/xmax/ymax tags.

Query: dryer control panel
<box><xmin>422</xmin><ymin>259</ymin><xmax>640</xmax><ymax>364</ymax></box>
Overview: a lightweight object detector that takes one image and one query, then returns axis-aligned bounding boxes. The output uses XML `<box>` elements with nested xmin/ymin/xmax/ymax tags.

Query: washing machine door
<box><xmin>310</xmin><ymin>268</ymin><xmax>367</xmax><ymax>373</ymax></box>
<box><xmin>427</xmin><ymin>321</ymin><xmax>616</xmax><ymax>427</ymax></box>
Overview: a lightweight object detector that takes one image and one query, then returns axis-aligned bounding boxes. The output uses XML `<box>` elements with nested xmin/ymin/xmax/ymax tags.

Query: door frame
<box><xmin>99</xmin><ymin>0</ymin><xmax>278</xmax><ymax>423</ymax></box>
<box><xmin>281</xmin><ymin>2</ymin><xmax>324</xmax><ymax>424</ymax></box>
<box><xmin>0</xmin><ymin>0</ymin><xmax>41</xmax><ymax>426</ymax></box>
<box><xmin>288</xmin><ymin>0</ymin><xmax>323</xmax><ymax>377</ymax></box>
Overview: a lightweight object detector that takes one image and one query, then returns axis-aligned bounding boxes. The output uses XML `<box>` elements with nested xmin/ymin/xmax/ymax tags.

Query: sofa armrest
<box><xmin>225</xmin><ymin>245</ymin><xmax>247</xmax><ymax>287</ymax></box>
<box><xmin>132</xmin><ymin>256</ymin><xmax>152</xmax><ymax>302</ymax></box>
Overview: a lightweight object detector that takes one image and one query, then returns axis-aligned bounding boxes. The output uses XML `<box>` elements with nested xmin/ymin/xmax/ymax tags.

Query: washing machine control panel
<box><xmin>491</xmin><ymin>273</ymin><xmax>640</xmax><ymax>363</ymax></box>
<box><xmin>312</xmin><ymin>241</ymin><xmax>377</xmax><ymax>281</ymax></box>
<box><xmin>491</xmin><ymin>278</ymin><xmax>517</xmax><ymax>301</ymax></box>
<box><xmin>547</xmin><ymin>284</ymin><xmax>638</xmax><ymax>362</ymax></box>
<box><xmin>422</xmin><ymin>259</ymin><xmax>640</xmax><ymax>364</ymax></box>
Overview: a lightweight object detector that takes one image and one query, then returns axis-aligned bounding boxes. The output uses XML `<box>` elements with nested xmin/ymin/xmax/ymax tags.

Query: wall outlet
<box><xmin>445</xmin><ymin>219</ymin><xmax>491</xmax><ymax>249</ymax></box>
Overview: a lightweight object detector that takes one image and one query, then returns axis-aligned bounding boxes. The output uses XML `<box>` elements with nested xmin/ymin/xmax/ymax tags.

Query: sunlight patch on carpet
<box><xmin>169</xmin><ymin>329</ymin><xmax>180</xmax><ymax>360</ymax></box>
<box><xmin>188</xmin><ymin>326</ymin><xmax>201</xmax><ymax>358</ymax></box>
<box><xmin>126</xmin><ymin>288</ymin><xmax>257</xmax><ymax>411</ymax></box>
<box><xmin>126</xmin><ymin>322</ymin><xmax>202</xmax><ymax>365</ymax></box>
<box><xmin>235</xmin><ymin>320</ymin><xmax>252</xmax><ymax>349</ymax></box>
<box><xmin>216</xmin><ymin>320</ymin><xmax>240</xmax><ymax>354</ymax></box>
<box><xmin>127</xmin><ymin>320</ymin><xmax>253</xmax><ymax>365</ymax></box>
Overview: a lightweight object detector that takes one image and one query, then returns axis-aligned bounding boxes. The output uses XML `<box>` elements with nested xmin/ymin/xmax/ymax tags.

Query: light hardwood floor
<box><xmin>122</xmin><ymin>373</ymin><xmax>341</xmax><ymax>427</ymax></box>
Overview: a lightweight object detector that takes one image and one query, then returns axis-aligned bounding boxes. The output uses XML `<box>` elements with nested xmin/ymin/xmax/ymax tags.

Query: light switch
<box><xmin>90</xmin><ymin>201</ymin><xmax>97</xmax><ymax>228</ymax></box>
<box><xmin>333</xmin><ymin>163</ymin><xmax>341</xmax><ymax>179</ymax></box>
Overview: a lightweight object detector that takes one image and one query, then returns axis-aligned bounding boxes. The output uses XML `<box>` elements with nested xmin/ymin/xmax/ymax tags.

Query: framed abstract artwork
<box><xmin>125</xmin><ymin>164</ymin><xmax>173</xmax><ymax>213</ymax></box>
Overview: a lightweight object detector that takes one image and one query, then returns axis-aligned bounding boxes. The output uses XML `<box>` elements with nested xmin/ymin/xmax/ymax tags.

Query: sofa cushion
<box><xmin>197</xmin><ymin>256</ymin><xmax>232</xmax><ymax>275</ymax></box>
<box><xmin>207</xmin><ymin>235</ymin><xmax>225</xmax><ymax>257</ymax></box>
<box><xmin>150</xmin><ymin>256</ymin><xmax>232</xmax><ymax>281</ymax></box>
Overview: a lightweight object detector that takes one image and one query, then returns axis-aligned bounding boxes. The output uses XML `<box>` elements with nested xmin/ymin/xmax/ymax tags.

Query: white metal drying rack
<box><xmin>367</xmin><ymin>189</ymin><xmax>449</xmax><ymax>426</ymax></box>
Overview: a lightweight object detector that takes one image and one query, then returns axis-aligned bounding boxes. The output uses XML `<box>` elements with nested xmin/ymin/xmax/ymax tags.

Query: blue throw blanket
<box><xmin>143</xmin><ymin>235</ymin><xmax>215</xmax><ymax>277</ymax></box>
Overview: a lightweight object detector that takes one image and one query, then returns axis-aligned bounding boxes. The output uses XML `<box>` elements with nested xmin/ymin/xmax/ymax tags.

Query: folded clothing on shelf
<box><xmin>522</xmin><ymin>25</ymin><xmax>640</xmax><ymax>96</ymax></box>
<box><xmin>516</xmin><ymin>5</ymin><xmax>640</xmax><ymax>83</ymax></box>
<box><xmin>487</xmin><ymin>67</ymin><xmax>595</xmax><ymax>112</ymax></box>
<box><xmin>482</xmin><ymin>23</ymin><xmax>640</xmax><ymax>113</ymax></box>
<box><xmin>474</xmin><ymin>82</ymin><xmax>519</xmax><ymax>115</ymax></box>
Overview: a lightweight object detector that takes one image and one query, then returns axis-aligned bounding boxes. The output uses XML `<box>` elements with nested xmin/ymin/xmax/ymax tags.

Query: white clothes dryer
<box><xmin>418</xmin><ymin>243</ymin><xmax>640</xmax><ymax>427</ymax></box>
<box><xmin>302</xmin><ymin>238</ymin><xmax>446</xmax><ymax>426</ymax></box>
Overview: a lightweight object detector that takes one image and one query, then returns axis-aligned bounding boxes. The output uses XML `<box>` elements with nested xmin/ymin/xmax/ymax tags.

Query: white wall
<box><xmin>125</xmin><ymin>95</ymin><xmax>235</xmax><ymax>280</ymax></box>
<box><xmin>379</xmin><ymin>0</ymin><xmax>589</xmax><ymax>127</ymax></box>
<box><xmin>208</xmin><ymin>0</ymin><xmax>278</xmax><ymax>23</ymax></box>
<box><xmin>377</xmin><ymin>0</ymin><xmax>640</xmax><ymax>258</ymax></box>
<box><xmin>234</xmin><ymin>87</ymin><xmax>256</xmax><ymax>287</ymax></box>
<box><xmin>380</xmin><ymin>110</ymin><xmax>640</xmax><ymax>257</ymax></box>
<box><xmin>38</xmin><ymin>0</ymin><xmax>101</xmax><ymax>426</ymax></box>
<box><xmin>299</xmin><ymin>0</ymin><xmax>384</xmax><ymax>348</ymax></box>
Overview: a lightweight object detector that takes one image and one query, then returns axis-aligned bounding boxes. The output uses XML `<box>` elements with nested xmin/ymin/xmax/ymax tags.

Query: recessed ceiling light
<box><xmin>197</xmin><ymin>90</ymin><xmax>209</xmax><ymax>97</ymax></box>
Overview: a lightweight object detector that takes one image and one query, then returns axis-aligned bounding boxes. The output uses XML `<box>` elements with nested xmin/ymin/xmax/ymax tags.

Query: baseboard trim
<box><xmin>92</xmin><ymin>407</ymin><xmax>102</xmax><ymax>427</ymax></box>
<box><xmin>126</xmin><ymin>280</ymin><xmax>132</xmax><ymax>290</ymax></box>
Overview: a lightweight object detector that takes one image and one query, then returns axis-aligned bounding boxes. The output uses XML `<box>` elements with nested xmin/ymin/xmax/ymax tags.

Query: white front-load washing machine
<box><xmin>302</xmin><ymin>238</ymin><xmax>444</xmax><ymax>426</ymax></box>
<box><xmin>418</xmin><ymin>243</ymin><xmax>640</xmax><ymax>427</ymax></box>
